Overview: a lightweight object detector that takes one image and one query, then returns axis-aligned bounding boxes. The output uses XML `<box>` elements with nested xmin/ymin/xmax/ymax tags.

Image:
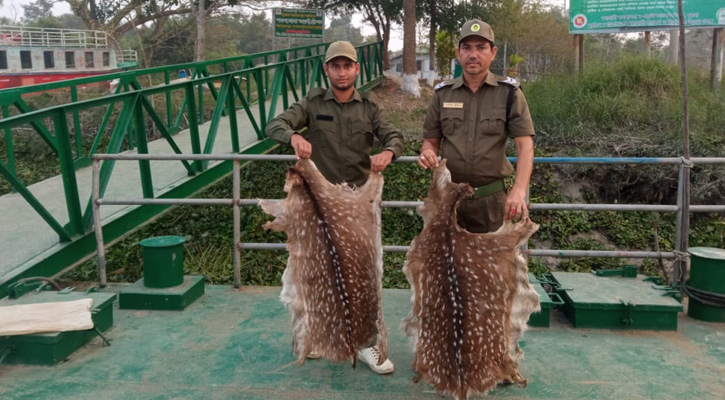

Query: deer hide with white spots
<box><xmin>402</xmin><ymin>160</ymin><xmax>540</xmax><ymax>399</ymax></box>
<box><xmin>260</xmin><ymin>159</ymin><xmax>388</xmax><ymax>367</ymax></box>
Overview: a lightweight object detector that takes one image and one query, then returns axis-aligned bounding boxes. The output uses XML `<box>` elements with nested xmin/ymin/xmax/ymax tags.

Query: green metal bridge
<box><xmin>0</xmin><ymin>42</ymin><xmax>385</xmax><ymax>298</ymax></box>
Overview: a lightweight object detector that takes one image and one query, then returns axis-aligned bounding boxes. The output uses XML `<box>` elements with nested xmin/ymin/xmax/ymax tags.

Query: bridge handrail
<box><xmin>90</xmin><ymin>154</ymin><xmax>725</xmax><ymax>289</ymax></box>
<box><xmin>0</xmin><ymin>42</ymin><xmax>384</xmax><ymax>245</ymax></box>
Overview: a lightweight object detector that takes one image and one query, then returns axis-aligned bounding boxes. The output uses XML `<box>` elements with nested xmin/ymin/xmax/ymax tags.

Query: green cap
<box><xmin>325</xmin><ymin>41</ymin><xmax>358</xmax><ymax>63</ymax></box>
<box><xmin>459</xmin><ymin>19</ymin><xmax>495</xmax><ymax>45</ymax></box>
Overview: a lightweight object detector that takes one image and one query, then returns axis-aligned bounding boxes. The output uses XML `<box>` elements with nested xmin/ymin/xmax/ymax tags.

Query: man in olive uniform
<box><xmin>266</xmin><ymin>41</ymin><xmax>404</xmax><ymax>188</ymax></box>
<box><xmin>265</xmin><ymin>41</ymin><xmax>402</xmax><ymax>374</ymax></box>
<box><xmin>418</xmin><ymin>19</ymin><xmax>535</xmax><ymax>233</ymax></box>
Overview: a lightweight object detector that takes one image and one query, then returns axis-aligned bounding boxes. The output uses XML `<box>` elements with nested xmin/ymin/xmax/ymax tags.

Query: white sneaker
<box><xmin>357</xmin><ymin>346</ymin><xmax>394</xmax><ymax>374</ymax></box>
<box><xmin>306</xmin><ymin>350</ymin><xmax>322</xmax><ymax>359</ymax></box>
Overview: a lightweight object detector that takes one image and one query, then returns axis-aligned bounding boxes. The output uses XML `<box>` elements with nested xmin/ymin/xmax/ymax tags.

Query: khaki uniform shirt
<box><xmin>266</xmin><ymin>87</ymin><xmax>404</xmax><ymax>187</ymax></box>
<box><xmin>423</xmin><ymin>73</ymin><xmax>535</xmax><ymax>188</ymax></box>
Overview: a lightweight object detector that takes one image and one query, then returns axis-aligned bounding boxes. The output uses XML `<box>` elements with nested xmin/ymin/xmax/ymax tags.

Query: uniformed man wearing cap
<box><xmin>265</xmin><ymin>41</ymin><xmax>401</xmax><ymax>374</ymax></box>
<box><xmin>418</xmin><ymin>19</ymin><xmax>535</xmax><ymax>233</ymax></box>
<box><xmin>266</xmin><ymin>40</ymin><xmax>404</xmax><ymax>188</ymax></box>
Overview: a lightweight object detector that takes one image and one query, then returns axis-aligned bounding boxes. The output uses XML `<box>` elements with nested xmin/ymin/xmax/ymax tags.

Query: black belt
<box><xmin>472</xmin><ymin>179</ymin><xmax>505</xmax><ymax>198</ymax></box>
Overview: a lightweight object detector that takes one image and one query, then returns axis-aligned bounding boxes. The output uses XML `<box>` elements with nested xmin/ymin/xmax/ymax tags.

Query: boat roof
<box><xmin>0</xmin><ymin>25</ymin><xmax>112</xmax><ymax>49</ymax></box>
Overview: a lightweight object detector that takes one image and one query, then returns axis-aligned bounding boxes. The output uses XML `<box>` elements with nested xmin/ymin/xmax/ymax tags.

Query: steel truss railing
<box><xmin>0</xmin><ymin>42</ymin><xmax>385</xmax><ymax>242</ymax></box>
<box><xmin>91</xmin><ymin>154</ymin><xmax>725</xmax><ymax>289</ymax></box>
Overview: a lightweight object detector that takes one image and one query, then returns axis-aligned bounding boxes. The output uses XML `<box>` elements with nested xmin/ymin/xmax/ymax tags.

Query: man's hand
<box><xmin>505</xmin><ymin>187</ymin><xmax>529</xmax><ymax>221</ymax></box>
<box><xmin>290</xmin><ymin>133</ymin><xmax>311</xmax><ymax>159</ymax></box>
<box><xmin>371</xmin><ymin>150</ymin><xmax>394</xmax><ymax>173</ymax></box>
<box><xmin>417</xmin><ymin>149</ymin><xmax>439</xmax><ymax>169</ymax></box>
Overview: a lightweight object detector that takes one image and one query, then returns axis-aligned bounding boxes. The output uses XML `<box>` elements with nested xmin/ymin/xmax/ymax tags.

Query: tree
<box><xmin>237</xmin><ymin>12</ymin><xmax>272</xmax><ymax>54</ymax></box>
<box><xmin>308</xmin><ymin>0</ymin><xmax>403</xmax><ymax>69</ymax></box>
<box><xmin>194</xmin><ymin>0</ymin><xmax>207</xmax><ymax>61</ymax></box>
<box><xmin>22</xmin><ymin>0</ymin><xmax>54</xmax><ymax>23</ymax></box>
<box><xmin>326</xmin><ymin>15</ymin><xmax>364</xmax><ymax>45</ymax></box>
<box><xmin>204</xmin><ymin>14</ymin><xmax>250</xmax><ymax>60</ymax></box>
<box><xmin>64</xmin><ymin>0</ymin><xmax>194</xmax><ymax>43</ymax></box>
<box><xmin>140</xmin><ymin>16</ymin><xmax>196</xmax><ymax>66</ymax></box>
<box><xmin>435</xmin><ymin>29</ymin><xmax>455</xmax><ymax>78</ymax></box>
<box><xmin>401</xmin><ymin>0</ymin><xmax>420</xmax><ymax>96</ymax></box>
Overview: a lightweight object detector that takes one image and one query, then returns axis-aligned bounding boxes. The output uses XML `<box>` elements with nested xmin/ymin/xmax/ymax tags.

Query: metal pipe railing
<box><xmin>90</xmin><ymin>154</ymin><xmax>724</xmax><ymax>288</ymax></box>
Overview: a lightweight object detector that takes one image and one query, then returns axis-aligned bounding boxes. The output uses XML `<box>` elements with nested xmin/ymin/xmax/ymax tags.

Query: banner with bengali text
<box><xmin>274</xmin><ymin>8</ymin><xmax>325</xmax><ymax>38</ymax></box>
<box><xmin>569</xmin><ymin>0</ymin><xmax>725</xmax><ymax>33</ymax></box>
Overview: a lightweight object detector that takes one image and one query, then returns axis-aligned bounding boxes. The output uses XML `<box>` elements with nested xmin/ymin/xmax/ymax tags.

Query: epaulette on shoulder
<box><xmin>497</xmin><ymin>75</ymin><xmax>521</xmax><ymax>89</ymax></box>
<box><xmin>434</xmin><ymin>80</ymin><xmax>454</xmax><ymax>91</ymax></box>
<box><xmin>307</xmin><ymin>87</ymin><xmax>326</xmax><ymax>99</ymax></box>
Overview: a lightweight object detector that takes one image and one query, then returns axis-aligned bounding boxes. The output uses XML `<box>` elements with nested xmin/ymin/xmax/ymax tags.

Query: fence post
<box><xmin>233</xmin><ymin>159</ymin><xmax>242</xmax><ymax>288</ymax></box>
<box><xmin>92</xmin><ymin>159</ymin><xmax>107</xmax><ymax>288</ymax></box>
<box><xmin>673</xmin><ymin>161</ymin><xmax>691</xmax><ymax>285</ymax></box>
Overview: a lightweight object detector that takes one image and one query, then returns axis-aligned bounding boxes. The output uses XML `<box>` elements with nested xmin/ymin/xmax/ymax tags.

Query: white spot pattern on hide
<box><xmin>401</xmin><ymin>160</ymin><xmax>540</xmax><ymax>400</ymax></box>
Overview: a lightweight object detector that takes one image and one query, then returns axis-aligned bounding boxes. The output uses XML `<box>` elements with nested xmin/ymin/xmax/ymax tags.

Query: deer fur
<box><xmin>402</xmin><ymin>160</ymin><xmax>540</xmax><ymax>399</ymax></box>
<box><xmin>260</xmin><ymin>159</ymin><xmax>388</xmax><ymax>367</ymax></box>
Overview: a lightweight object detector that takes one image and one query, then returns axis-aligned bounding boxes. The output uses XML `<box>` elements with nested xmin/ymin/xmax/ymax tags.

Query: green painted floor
<box><xmin>1</xmin><ymin>286</ymin><xmax>723</xmax><ymax>399</ymax></box>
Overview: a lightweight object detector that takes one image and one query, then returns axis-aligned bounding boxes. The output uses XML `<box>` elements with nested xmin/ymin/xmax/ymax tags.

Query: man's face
<box><xmin>324</xmin><ymin>57</ymin><xmax>360</xmax><ymax>91</ymax></box>
<box><xmin>456</xmin><ymin>37</ymin><xmax>497</xmax><ymax>78</ymax></box>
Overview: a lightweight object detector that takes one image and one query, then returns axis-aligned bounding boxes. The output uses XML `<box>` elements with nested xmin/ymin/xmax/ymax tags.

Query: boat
<box><xmin>0</xmin><ymin>25</ymin><xmax>138</xmax><ymax>90</ymax></box>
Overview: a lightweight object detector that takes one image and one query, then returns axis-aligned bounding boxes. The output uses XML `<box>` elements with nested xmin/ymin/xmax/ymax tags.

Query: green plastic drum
<box><xmin>687</xmin><ymin>247</ymin><xmax>725</xmax><ymax>322</ymax></box>
<box><xmin>140</xmin><ymin>236</ymin><xmax>186</xmax><ymax>288</ymax></box>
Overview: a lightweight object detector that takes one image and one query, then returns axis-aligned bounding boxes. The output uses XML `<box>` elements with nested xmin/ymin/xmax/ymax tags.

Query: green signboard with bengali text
<box><xmin>274</xmin><ymin>8</ymin><xmax>325</xmax><ymax>38</ymax></box>
<box><xmin>569</xmin><ymin>0</ymin><xmax>725</xmax><ymax>33</ymax></box>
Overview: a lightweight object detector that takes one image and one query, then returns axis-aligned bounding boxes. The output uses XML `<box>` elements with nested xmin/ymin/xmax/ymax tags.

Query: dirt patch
<box><xmin>372</xmin><ymin>74</ymin><xmax>433</xmax><ymax>141</ymax></box>
<box><xmin>375</xmin><ymin>72</ymin><xmax>433</xmax><ymax>113</ymax></box>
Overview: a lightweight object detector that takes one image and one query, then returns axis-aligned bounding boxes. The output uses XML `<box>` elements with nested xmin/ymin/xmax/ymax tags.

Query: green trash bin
<box><xmin>140</xmin><ymin>236</ymin><xmax>186</xmax><ymax>288</ymax></box>
<box><xmin>686</xmin><ymin>247</ymin><xmax>725</xmax><ymax>322</ymax></box>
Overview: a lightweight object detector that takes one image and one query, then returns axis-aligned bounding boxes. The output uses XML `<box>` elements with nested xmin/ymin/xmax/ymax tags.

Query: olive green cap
<box><xmin>325</xmin><ymin>41</ymin><xmax>358</xmax><ymax>63</ymax></box>
<box><xmin>459</xmin><ymin>19</ymin><xmax>495</xmax><ymax>45</ymax></box>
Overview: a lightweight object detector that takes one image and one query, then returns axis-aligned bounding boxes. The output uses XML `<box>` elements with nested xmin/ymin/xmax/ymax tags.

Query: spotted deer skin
<box><xmin>260</xmin><ymin>159</ymin><xmax>388</xmax><ymax>367</ymax></box>
<box><xmin>403</xmin><ymin>160</ymin><xmax>540</xmax><ymax>399</ymax></box>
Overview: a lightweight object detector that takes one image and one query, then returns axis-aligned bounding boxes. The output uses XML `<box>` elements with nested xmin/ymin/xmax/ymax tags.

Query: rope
<box><xmin>680</xmin><ymin>156</ymin><xmax>694</xmax><ymax>168</ymax></box>
<box><xmin>93</xmin><ymin>328</ymin><xmax>112</xmax><ymax>347</ymax></box>
<box><xmin>673</xmin><ymin>250</ymin><xmax>690</xmax><ymax>263</ymax></box>
<box><xmin>672</xmin><ymin>250</ymin><xmax>690</xmax><ymax>284</ymax></box>
<box><xmin>14</xmin><ymin>276</ymin><xmax>61</xmax><ymax>291</ymax></box>
<box><xmin>683</xmin><ymin>281</ymin><xmax>725</xmax><ymax>308</ymax></box>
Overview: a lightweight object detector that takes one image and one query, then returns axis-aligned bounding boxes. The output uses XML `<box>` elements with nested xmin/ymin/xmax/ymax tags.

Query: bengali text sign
<box><xmin>570</xmin><ymin>0</ymin><xmax>725</xmax><ymax>33</ymax></box>
<box><xmin>274</xmin><ymin>8</ymin><xmax>325</xmax><ymax>38</ymax></box>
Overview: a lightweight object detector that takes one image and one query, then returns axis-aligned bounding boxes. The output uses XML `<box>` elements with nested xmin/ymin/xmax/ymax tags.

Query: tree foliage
<box><xmin>434</xmin><ymin>29</ymin><xmax>455</xmax><ymax>78</ymax></box>
<box><xmin>326</xmin><ymin>14</ymin><xmax>364</xmax><ymax>44</ymax></box>
<box><xmin>308</xmin><ymin>0</ymin><xmax>403</xmax><ymax>68</ymax></box>
<box><xmin>22</xmin><ymin>0</ymin><xmax>54</xmax><ymax>23</ymax></box>
<box><xmin>64</xmin><ymin>0</ymin><xmax>193</xmax><ymax>40</ymax></box>
<box><xmin>235</xmin><ymin>12</ymin><xmax>272</xmax><ymax>54</ymax></box>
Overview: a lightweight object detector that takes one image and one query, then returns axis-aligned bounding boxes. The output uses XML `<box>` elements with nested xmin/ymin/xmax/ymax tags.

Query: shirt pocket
<box><xmin>479</xmin><ymin>109</ymin><xmax>507</xmax><ymax>135</ymax></box>
<box><xmin>307</xmin><ymin>119</ymin><xmax>337</xmax><ymax>151</ymax></box>
<box><xmin>441</xmin><ymin>108</ymin><xmax>465</xmax><ymax>138</ymax></box>
<box><xmin>351</xmin><ymin>120</ymin><xmax>375</xmax><ymax>150</ymax></box>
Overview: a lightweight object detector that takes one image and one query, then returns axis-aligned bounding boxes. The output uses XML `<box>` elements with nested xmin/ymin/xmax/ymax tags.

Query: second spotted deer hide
<box><xmin>403</xmin><ymin>160</ymin><xmax>540</xmax><ymax>399</ymax></box>
<box><xmin>260</xmin><ymin>159</ymin><xmax>388</xmax><ymax>368</ymax></box>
